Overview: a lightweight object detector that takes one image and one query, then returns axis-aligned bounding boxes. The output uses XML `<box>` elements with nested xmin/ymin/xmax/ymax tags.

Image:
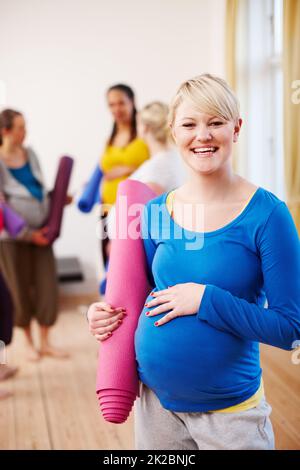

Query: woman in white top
<box><xmin>133</xmin><ymin>101</ymin><xmax>185</xmax><ymax>193</ymax></box>
<box><xmin>106</xmin><ymin>101</ymin><xmax>186</xmax><ymax>240</ymax></box>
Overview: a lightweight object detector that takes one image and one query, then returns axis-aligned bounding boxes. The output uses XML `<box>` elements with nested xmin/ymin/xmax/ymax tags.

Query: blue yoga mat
<box><xmin>77</xmin><ymin>165</ymin><xmax>102</xmax><ymax>213</ymax></box>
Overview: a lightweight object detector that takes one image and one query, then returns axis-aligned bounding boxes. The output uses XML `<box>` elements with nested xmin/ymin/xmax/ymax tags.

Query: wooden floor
<box><xmin>0</xmin><ymin>298</ymin><xmax>134</xmax><ymax>450</ymax></box>
<box><xmin>0</xmin><ymin>298</ymin><xmax>299</xmax><ymax>450</ymax></box>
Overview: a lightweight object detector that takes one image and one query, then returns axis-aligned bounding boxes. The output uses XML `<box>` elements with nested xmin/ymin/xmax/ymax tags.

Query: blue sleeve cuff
<box><xmin>197</xmin><ymin>284</ymin><xmax>215</xmax><ymax>321</ymax></box>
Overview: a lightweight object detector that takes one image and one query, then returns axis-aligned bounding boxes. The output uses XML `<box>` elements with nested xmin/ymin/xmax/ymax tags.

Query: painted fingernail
<box><xmin>144</xmin><ymin>303</ymin><xmax>148</xmax><ymax>307</ymax></box>
<box><xmin>150</xmin><ymin>292</ymin><xmax>154</xmax><ymax>296</ymax></box>
<box><xmin>146</xmin><ymin>312</ymin><xmax>150</xmax><ymax>316</ymax></box>
<box><xmin>107</xmin><ymin>332</ymin><xmax>112</xmax><ymax>336</ymax></box>
<box><xmin>118</xmin><ymin>320</ymin><xmax>122</xmax><ymax>324</ymax></box>
<box><xmin>154</xmin><ymin>321</ymin><xmax>159</xmax><ymax>326</ymax></box>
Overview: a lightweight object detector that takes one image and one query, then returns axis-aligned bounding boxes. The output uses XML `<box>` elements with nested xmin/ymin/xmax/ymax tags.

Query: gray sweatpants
<box><xmin>134</xmin><ymin>383</ymin><xmax>275</xmax><ymax>450</ymax></box>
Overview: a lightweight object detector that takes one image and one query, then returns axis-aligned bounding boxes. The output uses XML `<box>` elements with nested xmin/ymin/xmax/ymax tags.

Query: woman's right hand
<box><xmin>87</xmin><ymin>302</ymin><xmax>127</xmax><ymax>342</ymax></box>
<box><xmin>31</xmin><ymin>227</ymin><xmax>50</xmax><ymax>246</ymax></box>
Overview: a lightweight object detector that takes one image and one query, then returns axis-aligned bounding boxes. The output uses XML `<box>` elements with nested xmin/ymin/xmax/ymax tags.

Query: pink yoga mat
<box><xmin>45</xmin><ymin>156</ymin><xmax>74</xmax><ymax>244</ymax></box>
<box><xmin>96</xmin><ymin>179</ymin><xmax>156</xmax><ymax>424</ymax></box>
<box><xmin>99</xmin><ymin>395</ymin><xmax>134</xmax><ymax>404</ymax></box>
<box><xmin>101</xmin><ymin>403</ymin><xmax>130</xmax><ymax>411</ymax></box>
<box><xmin>98</xmin><ymin>389</ymin><xmax>136</xmax><ymax>398</ymax></box>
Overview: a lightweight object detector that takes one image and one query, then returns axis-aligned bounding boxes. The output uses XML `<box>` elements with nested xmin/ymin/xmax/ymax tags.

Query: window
<box><xmin>236</xmin><ymin>0</ymin><xmax>284</xmax><ymax>198</ymax></box>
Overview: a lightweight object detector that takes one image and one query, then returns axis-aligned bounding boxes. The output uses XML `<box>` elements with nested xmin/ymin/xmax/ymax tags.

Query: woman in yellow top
<box><xmin>100</xmin><ymin>84</ymin><xmax>149</xmax><ymax>207</ymax></box>
<box><xmin>100</xmin><ymin>83</ymin><xmax>150</xmax><ymax>272</ymax></box>
<box><xmin>99</xmin><ymin>84</ymin><xmax>149</xmax><ymax>269</ymax></box>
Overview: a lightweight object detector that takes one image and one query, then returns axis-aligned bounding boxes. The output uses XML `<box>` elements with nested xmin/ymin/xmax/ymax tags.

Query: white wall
<box><xmin>0</xmin><ymin>0</ymin><xmax>226</xmax><ymax>293</ymax></box>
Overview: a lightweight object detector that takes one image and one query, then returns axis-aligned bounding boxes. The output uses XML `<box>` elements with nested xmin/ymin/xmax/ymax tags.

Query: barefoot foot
<box><xmin>25</xmin><ymin>345</ymin><xmax>41</xmax><ymax>362</ymax></box>
<box><xmin>0</xmin><ymin>388</ymin><xmax>13</xmax><ymax>399</ymax></box>
<box><xmin>40</xmin><ymin>345</ymin><xmax>69</xmax><ymax>359</ymax></box>
<box><xmin>0</xmin><ymin>365</ymin><xmax>19</xmax><ymax>381</ymax></box>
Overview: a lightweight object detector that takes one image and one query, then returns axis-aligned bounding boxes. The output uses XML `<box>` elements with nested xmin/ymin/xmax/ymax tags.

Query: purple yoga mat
<box><xmin>45</xmin><ymin>156</ymin><xmax>74</xmax><ymax>244</ymax></box>
<box><xmin>0</xmin><ymin>203</ymin><xmax>26</xmax><ymax>238</ymax></box>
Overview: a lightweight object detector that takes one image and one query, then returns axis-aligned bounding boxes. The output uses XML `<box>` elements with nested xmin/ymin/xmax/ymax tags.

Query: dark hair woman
<box><xmin>99</xmin><ymin>84</ymin><xmax>149</xmax><ymax>269</ymax></box>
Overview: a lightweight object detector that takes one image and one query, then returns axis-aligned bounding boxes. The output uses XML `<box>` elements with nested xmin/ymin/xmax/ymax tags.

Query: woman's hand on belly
<box><xmin>144</xmin><ymin>283</ymin><xmax>206</xmax><ymax>327</ymax></box>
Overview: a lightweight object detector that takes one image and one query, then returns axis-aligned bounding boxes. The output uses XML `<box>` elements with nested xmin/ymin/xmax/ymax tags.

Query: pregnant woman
<box><xmin>87</xmin><ymin>74</ymin><xmax>300</xmax><ymax>450</ymax></box>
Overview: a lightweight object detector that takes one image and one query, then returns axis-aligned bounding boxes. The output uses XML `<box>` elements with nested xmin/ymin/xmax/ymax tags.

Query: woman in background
<box><xmin>106</xmin><ymin>101</ymin><xmax>186</xmax><ymax>240</ymax></box>
<box><xmin>100</xmin><ymin>84</ymin><xmax>149</xmax><ymax>205</ymax></box>
<box><xmin>0</xmin><ymin>109</ymin><xmax>68</xmax><ymax>361</ymax></box>
<box><xmin>132</xmin><ymin>101</ymin><xmax>185</xmax><ymax>194</ymax></box>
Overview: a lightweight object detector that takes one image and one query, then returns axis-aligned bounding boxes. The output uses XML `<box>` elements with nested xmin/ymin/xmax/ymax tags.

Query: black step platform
<box><xmin>56</xmin><ymin>257</ymin><xmax>84</xmax><ymax>283</ymax></box>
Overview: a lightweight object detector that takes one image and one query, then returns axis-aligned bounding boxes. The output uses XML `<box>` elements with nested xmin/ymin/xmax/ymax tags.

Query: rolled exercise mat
<box><xmin>96</xmin><ymin>179</ymin><xmax>156</xmax><ymax>424</ymax></box>
<box><xmin>77</xmin><ymin>165</ymin><xmax>102</xmax><ymax>213</ymax></box>
<box><xmin>0</xmin><ymin>203</ymin><xmax>26</xmax><ymax>238</ymax></box>
<box><xmin>45</xmin><ymin>156</ymin><xmax>74</xmax><ymax>244</ymax></box>
<box><xmin>0</xmin><ymin>273</ymin><xmax>13</xmax><ymax>345</ymax></box>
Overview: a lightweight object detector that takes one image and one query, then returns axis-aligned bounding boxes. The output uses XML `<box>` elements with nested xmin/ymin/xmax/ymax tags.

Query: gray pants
<box><xmin>134</xmin><ymin>383</ymin><xmax>275</xmax><ymax>450</ymax></box>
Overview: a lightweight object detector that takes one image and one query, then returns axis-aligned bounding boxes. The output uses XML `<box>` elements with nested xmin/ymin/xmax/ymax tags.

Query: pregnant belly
<box><xmin>134</xmin><ymin>306</ymin><xmax>259</xmax><ymax>403</ymax></box>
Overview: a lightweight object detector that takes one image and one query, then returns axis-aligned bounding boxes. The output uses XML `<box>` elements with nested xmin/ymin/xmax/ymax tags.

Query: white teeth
<box><xmin>193</xmin><ymin>147</ymin><xmax>216</xmax><ymax>153</ymax></box>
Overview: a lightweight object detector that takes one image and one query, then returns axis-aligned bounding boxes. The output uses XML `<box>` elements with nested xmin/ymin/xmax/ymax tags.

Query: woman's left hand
<box><xmin>145</xmin><ymin>283</ymin><xmax>206</xmax><ymax>327</ymax></box>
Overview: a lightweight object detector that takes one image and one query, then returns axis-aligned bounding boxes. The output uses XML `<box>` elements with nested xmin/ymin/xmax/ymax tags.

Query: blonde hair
<box><xmin>139</xmin><ymin>101</ymin><xmax>171</xmax><ymax>144</ymax></box>
<box><xmin>169</xmin><ymin>73</ymin><xmax>240</xmax><ymax>127</ymax></box>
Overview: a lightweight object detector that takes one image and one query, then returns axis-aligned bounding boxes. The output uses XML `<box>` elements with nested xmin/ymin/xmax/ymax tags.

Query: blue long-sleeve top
<box><xmin>134</xmin><ymin>187</ymin><xmax>300</xmax><ymax>412</ymax></box>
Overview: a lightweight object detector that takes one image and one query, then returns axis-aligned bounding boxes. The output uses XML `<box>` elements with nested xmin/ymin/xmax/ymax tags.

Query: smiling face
<box><xmin>172</xmin><ymin>100</ymin><xmax>242</xmax><ymax>175</ymax></box>
<box><xmin>2</xmin><ymin>114</ymin><xmax>26</xmax><ymax>146</ymax></box>
<box><xmin>107</xmin><ymin>89</ymin><xmax>134</xmax><ymax>125</ymax></box>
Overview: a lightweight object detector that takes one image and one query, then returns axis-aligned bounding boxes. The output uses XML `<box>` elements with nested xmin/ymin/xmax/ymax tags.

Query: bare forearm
<box><xmin>104</xmin><ymin>165</ymin><xmax>136</xmax><ymax>181</ymax></box>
